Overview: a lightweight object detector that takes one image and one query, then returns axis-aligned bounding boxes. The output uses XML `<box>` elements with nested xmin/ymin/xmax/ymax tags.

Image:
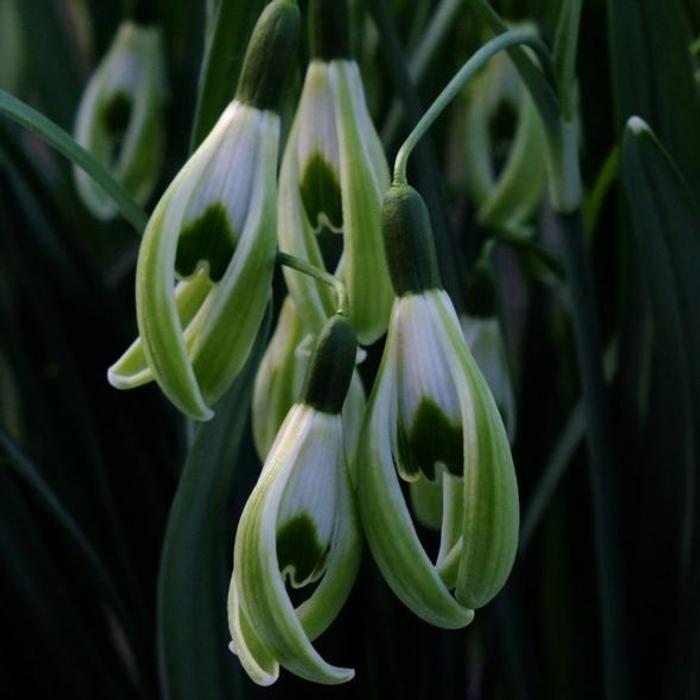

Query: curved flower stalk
<box><xmin>278</xmin><ymin>0</ymin><xmax>393</xmax><ymax>345</ymax></box>
<box><xmin>252</xmin><ymin>297</ymin><xmax>365</xmax><ymax>465</ymax></box>
<box><xmin>73</xmin><ymin>19</ymin><xmax>166</xmax><ymax>219</ymax></box>
<box><xmin>230</xmin><ymin>314</ymin><xmax>361</xmax><ymax>686</ymax></box>
<box><xmin>448</xmin><ymin>32</ymin><xmax>546</xmax><ymax>234</ymax></box>
<box><xmin>108</xmin><ymin>0</ymin><xmax>301</xmax><ymax>420</ymax></box>
<box><xmin>357</xmin><ymin>184</ymin><xmax>519</xmax><ymax>625</ymax></box>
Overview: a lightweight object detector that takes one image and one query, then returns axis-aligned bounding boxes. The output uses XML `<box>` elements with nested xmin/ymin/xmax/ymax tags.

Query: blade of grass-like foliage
<box><xmin>519</xmin><ymin>403</ymin><xmax>584</xmax><ymax>553</ymax></box>
<box><xmin>622</xmin><ymin>119</ymin><xmax>700</xmax><ymax>697</ymax></box>
<box><xmin>0</xmin><ymin>463</ymin><xmax>140</xmax><ymax>697</ymax></box>
<box><xmin>0</xmin><ymin>88</ymin><xmax>147</xmax><ymax>233</ymax></box>
<box><xmin>14</xmin><ymin>0</ymin><xmax>83</xmax><ymax>127</ymax></box>
<box><xmin>189</xmin><ymin>0</ymin><xmax>265</xmax><ymax>151</ymax></box>
<box><xmin>608</xmin><ymin>0</ymin><xmax>700</xmax><ymax>197</ymax></box>
<box><xmin>0</xmin><ymin>429</ymin><xmax>135</xmax><ymax>638</ymax></box>
<box><xmin>157</xmin><ymin>311</ymin><xmax>270</xmax><ymax>700</ymax></box>
<box><xmin>552</xmin><ymin>0</ymin><xmax>582</xmax><ymax>120</ymax></box>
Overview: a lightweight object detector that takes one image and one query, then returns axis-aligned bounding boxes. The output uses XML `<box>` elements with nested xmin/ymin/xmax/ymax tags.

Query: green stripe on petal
<box><xmin>333</xmin><ymin>61</ymin><xmax>393</xmax><ymax>344</ymax></box>
<box><xmin>296</xmin><ymin>453</ymin><xmax>361</xmax><ymax>640</ymax></box>
<box><xmin>109</xmin><ymin>271</ymin><xmax>213</xmax><ymax>389</ymax></box>
<box><xmin>278</xmin><ymin>114</ymin><xmax>337</xmax><ymax>335</ymax></box>
<box><xmin>432</xmin><ymin>291</ymin><xmax>519</xmax><ymax>609</ymax></box>
<box><xmin>227</xmin><ymin>579</ymin><xmax>280</xmax><ymax>686</ymax></box>
<box><xmin>136</xmin><ymin>181</ymin><xmax>213</xmax><ymax>420</ymax></box>
<box><xmin>190</xmin><ymin>111</ymin><xmax>279</xmax><ymax>406</ymax></box>
<box><xmin>357</xmin><ymin>306</ymin><xmax>474</xmax><ymax>629</ymax></box>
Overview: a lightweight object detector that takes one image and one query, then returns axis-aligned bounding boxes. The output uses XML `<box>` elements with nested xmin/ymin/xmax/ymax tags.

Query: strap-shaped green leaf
<box><xmin>608</xmin><ymin>0</ymin><xmax>700</xmax><ymax>197</ymax></box>
<box><xmin>157</xmin><ymin>309</ymin><xmax>270</xmax><ymax>700</ymax></box>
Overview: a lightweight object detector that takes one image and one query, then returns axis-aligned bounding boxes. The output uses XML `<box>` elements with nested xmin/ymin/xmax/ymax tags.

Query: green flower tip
<box><xmin>383</xmin><ymin>184</ymin><xmax>442</xmax><ymax>296</ymax></box>
<box><xmin>302</xmin><ymin>314</ymin><xmax>356</xmax><ymax>414</ymax></box>
<box><xmin>308</xmin><ymin>0</ymin><xmax>351</xmax><ymax>61</ymax></box>
<box><xmin>236</xmin><ymin>0</ymin><xmax>301</xmax><ymax>113</ymax></box>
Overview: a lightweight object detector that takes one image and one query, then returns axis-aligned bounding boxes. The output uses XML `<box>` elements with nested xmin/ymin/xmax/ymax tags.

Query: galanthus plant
<box><xmin>9</xmin><ymin>0</ymin><xmax>679</xmax><ymax>696</ymax></box>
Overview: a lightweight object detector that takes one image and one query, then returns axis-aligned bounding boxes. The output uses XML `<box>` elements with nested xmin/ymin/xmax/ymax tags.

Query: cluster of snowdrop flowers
<box><xmin>99</xmin><ymin>0</ymin><xmax>520</xmax><ymax>687</ymax></box>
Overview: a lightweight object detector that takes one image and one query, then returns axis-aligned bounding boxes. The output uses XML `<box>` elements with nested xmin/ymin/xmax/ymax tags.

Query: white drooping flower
<box><xmin>277</xmin><ymin>0</ymin><xmax>392</xmax><ymax>345</ymax></box>
<box><xmin>230</xmin><ymin>314</ymin><xmax>361</xmax><ymax>686</ymax></box>
<box><xmin>74</xmin><ymin>20</ymin><xmax>166</xmax><ymax>219</ymax></box>
<box><xmin>357</xmin><ymin>184</ymin><xmax>519</xmax><ymax>627</ymax></box>
<box><xmin>107</xmin><ymin>0</ymin><xmax>301</xmax><ymax>421</ymax></box>
<box><xmin>447</xmin><ymin>27</ymin><xmax>547</xmax><ymax>235</ymax></box>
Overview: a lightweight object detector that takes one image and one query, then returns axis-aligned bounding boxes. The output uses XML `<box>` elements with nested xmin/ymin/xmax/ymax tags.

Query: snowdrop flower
<box><xmin>108</xmin><ymin>0</ymin><xmax>300</xmax><ymax>420</ymax></box>
<box><xmin>448</xmin><ymin>36</ymin><xmax>546</xmax><ymax>235</ymax></box>
<box><xmin>74</xmin><ymin>19</ymin><xmax>166</xmax><ymax>219</ymax></box>
<box><xmin>357</xmin><ymin>184</ymin><xmax>519</xmax><ymax>627</ymax></box>
<box><xmin>278</xmin><ymin>0</ymin><xmax>392</xmax><ymax>345</ymax></box>
<box><xmin>252</xmin><ymin>296</ymin><xmax>365</xmax><ymax>465</ymax></box>
<box><xmin>229</xmin><ymin>314</ymin><xmax>361</xmax><ymax>686</ymax></box>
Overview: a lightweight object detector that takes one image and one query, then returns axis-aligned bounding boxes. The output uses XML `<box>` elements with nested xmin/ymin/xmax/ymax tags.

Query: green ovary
<box><xmin>397</xmin><ymin>398</ymin><xmax>463</xmax><ymax>480</ymax></box>
<box><xmin>300</xmin><ymin>152</ymin><xmax>343</xmax><ymax>231</ymax></box>
<box><xmin>175</xmin><ymin>204</ymin><xmax>237</xmax><ymax>282</ymax></box>
<box><xmin>277</xmin><ymin>513</ymin><xmax>328</xmax><ymax>588</ymax></box>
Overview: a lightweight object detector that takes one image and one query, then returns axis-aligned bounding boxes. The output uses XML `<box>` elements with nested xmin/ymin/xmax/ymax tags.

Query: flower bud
<box><xmin>73</xmin><ymin>20</ymin><xmax>166</xmax><ymax>219</ymax></box>
<box><xmin>277</xmin><ymin>0</ymin><xmax>392</xmax><ymax>345</ymax></box>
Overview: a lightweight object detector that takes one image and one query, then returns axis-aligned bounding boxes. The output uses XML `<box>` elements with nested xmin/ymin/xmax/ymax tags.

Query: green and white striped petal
<box><xmin>232</xmin><ymin>404</ymin><xmax>360</xmax><ymax>685</ymax></box>
<box><xmin>392</xmin><ymin>294</ymin><xmax>463</xmax><ymax>481</ymax></box>
<box><xmin>278</xmin><ymin>59</ymin><xmax>392</xmax><ymax>345</ymax></box>
<box><xmin>357</xmin><ymin>305</ymin><xmax>475</xmax><ymax>629</ymax></box>
<box><xmin>432</xmin><ymin>291</ymin><xmax>519</xmax><ymax>609</ymax></box>
<box><xmin>74</xmin><ymin>21</ymin><xmax>165</xmax><ymax>219</ymax></box>
<box><xmin>108</xmin><ymin>270</ymin><xmax>213</xmax><ymax>390</ymax></box>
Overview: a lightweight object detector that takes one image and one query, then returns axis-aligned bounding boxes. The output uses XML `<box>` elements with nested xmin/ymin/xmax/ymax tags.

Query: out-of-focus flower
<box><xmin>73</xmin><ymin>19</ymin><xmax>166</xmax><ymax>219</ymax></box>
<box><xmin>278</xmin><ymin>0</ymin><xmax>392</xmax><ymax>345</ymax></box>
<box><xmin>448</xmin><ymin>33</ymin><xmax>547</xmax><ymax>235</ymax></box>
<box><xmin>229</xmin><ymin>314</ymin><xmax>361</xmax><ymax>686</ymax></box>
<box><xmin>357</xmin><ymin>184</ymin><xmax>519</xmax><ymax>626</ymax></box>
<box><xmin>108</xmin><ymin>0</ymin><xmax>300</xmax><ymax>420</ymax></box>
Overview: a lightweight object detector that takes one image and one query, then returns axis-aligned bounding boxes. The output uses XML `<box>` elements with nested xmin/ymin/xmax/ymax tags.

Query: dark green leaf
<box><xmin>157</xmin><ymin>311</ymin><xmax>270</xmax><ymax>699</ymax></box>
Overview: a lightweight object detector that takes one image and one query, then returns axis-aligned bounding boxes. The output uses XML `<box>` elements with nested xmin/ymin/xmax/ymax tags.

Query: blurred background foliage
<box><xmin>1</xmin><ymin>0</ymin><xmax>699</xmax><ymax>698</ymax></box>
